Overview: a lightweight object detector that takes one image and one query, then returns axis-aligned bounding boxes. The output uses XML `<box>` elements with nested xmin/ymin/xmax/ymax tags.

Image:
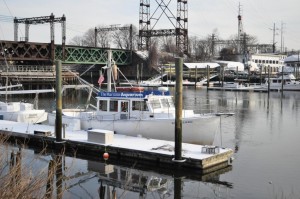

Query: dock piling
<box><xmin>174</xmin><ymin>57</ymin><xmax>184</xmax><ymax>162</ymax></box>
<box><xmin>55</xmin><ymin>60</ymin><xmax>63</xmax><ymax>142</ymax></box>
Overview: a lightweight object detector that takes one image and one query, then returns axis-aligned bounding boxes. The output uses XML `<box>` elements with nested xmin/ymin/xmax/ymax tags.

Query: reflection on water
<box><xmin>1</xmin><ymin>88</ymin><xmax>300</xmax><ymax>198</ymax></box>
<box><xmin>0</xmin><ymin>145</ymin><xmax>233</xmax><ymax>199</ymax></box>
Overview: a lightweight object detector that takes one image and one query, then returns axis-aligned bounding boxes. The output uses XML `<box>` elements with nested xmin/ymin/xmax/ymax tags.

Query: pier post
<box><xmin>206</xmin><ymin>65</ymin><xmax>210</xmax><ymax>88</ymax></box>
<box><xmin>260</xmin><ymin>64</ymin><xmax>263</xmax><ymax>85</ymax></box>
<box><xmin>222</xmin><ymin>65</ymin><xmax>225</xmax><ymax>87</ymax></box>
<box><xmin>55</xmin><ymin>60</ymin><xmax>63</xmax><ymax>142</ymax></box>
<box><xmin>267</xmin><ymin>65</ymin><xmax>270</xmax><ymax>96</ymax></box>
<box><xmin>174</xmin><ymin>176</ymin><xmax>183</xmax><ymax>199</ymax></box>
<box><xmin>174</xmin><ymin>57</ymin><xmax>183</xmax><ymax>162</ymax></box>
<box><xmin>194</xmin><ymin>65</ymin><xmax>197</xmax><ymax>89</ymax></box>
<box><xmin>281</xmin><ymin>66</ymin><xmax>284</xmax><ymax>94</ymax></box>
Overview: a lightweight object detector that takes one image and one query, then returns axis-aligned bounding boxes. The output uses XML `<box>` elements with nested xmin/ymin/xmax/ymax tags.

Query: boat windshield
<box><xmin>161</xmin><ymin>98</ymin><xmax>174</xmax><ymax>108</ymax></box>
<box><xmin>149</xmin><ymin>99</ymin><xmax>161</xmax><ymax>109</ymax></box>
<box><xmin>148</xmin><ymin>97</ymin><xmax>174</xmax><ymax>110</ymax></box>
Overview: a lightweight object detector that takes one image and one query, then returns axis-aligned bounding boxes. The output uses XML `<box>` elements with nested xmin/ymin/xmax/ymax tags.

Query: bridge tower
<box><xmin>13</xmin><ymin>13</ymin><xmax>66</xmax><ymax>61</ymax></box>
<box><xmin>138</xmin><ymin>0</ymin><xmax>188</xmax><ymax>56</ymax></box>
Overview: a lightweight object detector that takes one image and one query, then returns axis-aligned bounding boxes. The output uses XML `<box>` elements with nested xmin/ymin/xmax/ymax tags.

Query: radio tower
<box><xmin>237</xmin><ymin>3</ymin><xmax>243</xmax><ymax>54</ymax></box>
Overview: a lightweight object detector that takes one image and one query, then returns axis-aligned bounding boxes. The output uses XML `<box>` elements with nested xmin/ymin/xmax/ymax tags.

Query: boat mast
<box><xmin>107</xmin><ymin>50</ymin><xmax>112</xmax><ymax>92</ymax></box>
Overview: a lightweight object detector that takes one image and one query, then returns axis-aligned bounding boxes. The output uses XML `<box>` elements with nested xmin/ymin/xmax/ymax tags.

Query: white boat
<box><xmin>0</xmin><ymin>88</ymin><xmax>54</xmax><ymax>123</ymax></box>
<box><xmin>48</xmin><ymin>50</ymin><xmax>233</xmax><ymax>145</ymax></box>
<box><xmin>48</xmin><ymin>86</ymin><xmax>227</xmax><ymax>145</ymax></box>
<box><xmin>223</xmin><ymin>79</ymin><xmax>261</xmax><ymax>90</ymax></box>
<box><xmin>261</xmin><ymin>73</ymin><xmax>300</xmax><ymax>91</ymax></box>
<box><xmin>0</xmin><ymin>101</ymin><xmax>48</xmax><ymax>123</ymax></box>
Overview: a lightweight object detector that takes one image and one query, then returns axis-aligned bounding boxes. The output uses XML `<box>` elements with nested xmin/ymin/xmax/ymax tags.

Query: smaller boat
<box><xmin>261</xmin><ymin>73</ymin><xmax>300</xmax><ymax>91</ymax></box>
<box><xmin>208</xmin><ymin>79</ymin><xmax>261</xmax><ymax>91</ymax></box>
<box><xmin>0</xmin><ymin>101</ymin><xmax>48</xmax><ymax>123</ymax></box>
<box><xmin>0</xmin><ymin>88</ymin><xmax>54</xmax><ymax>123</ymax></box>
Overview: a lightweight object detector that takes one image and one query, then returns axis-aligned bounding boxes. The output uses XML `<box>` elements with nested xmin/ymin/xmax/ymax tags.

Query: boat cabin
<box><xmin>265</xmin><ymin>74</ymin><xmax>297</xmax><ymax>86</ymax></box>
<box><xmin>96</xmin><ymin>88</ymin><xmax>174</xmax><ymax>119</ymax></box>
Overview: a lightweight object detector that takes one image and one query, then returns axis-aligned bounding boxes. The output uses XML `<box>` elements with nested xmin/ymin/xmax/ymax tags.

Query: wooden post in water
<box><xmin>281</xmin><ymin>66</ymin><xmax>284</xmax><ymax>94</ymax></box>
<box><xmin>222</xmin><ymin>65</ymin><xmax>225</xmax><ymax>87</ymax></box>
<box><xmin>268</xmin><ymin>65</ymin><xmax>271</xmax><ymax>96</ymax></box>
<box><xmin>260</xmin><ymin>64</ymin><xmax>263</xmax><ymax>85</ymax></box>
<box><xmin>55</xmin><ymin>155</ymin><xmax>63</xmax><ymax>199</ymax></box>
<box><xmin>174</xmin><ymin>57</ymin><xmax>184</xmax><ymax>162</ymax></box>
<box><xmin>174</xmin><ymin>176</ymin><xmax>183</xmax><ymax>199</ymax></box>
<box><xmin>194</xmin><ymin>65</ymin><xmax>197</xmax><ymax>89</ymax></box>
<box><xmin>206</xmin><ymin>65</ymin><xmax>210</xmax><ymax>88</ymax></box>
<box><xmin>55</xmin><ymin>60</ymin><xmax>63</xmax><ymax>142</ymax></box>
<box><xmin>46</xmin><ymin>160</ymin><xmax>55</xmax><ymax>198</ymax></box>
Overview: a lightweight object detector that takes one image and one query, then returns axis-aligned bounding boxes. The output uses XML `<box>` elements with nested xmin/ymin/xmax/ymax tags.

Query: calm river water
<box><xmin>2</xmin><ymin>87</ymin><xmax>300</xmax><ymax>199</ymax></box>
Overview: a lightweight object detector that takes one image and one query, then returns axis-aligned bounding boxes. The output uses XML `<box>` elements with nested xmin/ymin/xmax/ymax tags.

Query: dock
<box><xmin>207</xmin><ymin>86</ymin><xmax>300</xmax><ymax>92</ymax></box>
<box><xmin>207</xmin><ymin>86</ymin><xmax>256</xmax><ymax>92</ymax></box>
<box><xmin>0</xmin><ymin>120</ymin><xmax>233</xmax><ymax>171</ymax></box>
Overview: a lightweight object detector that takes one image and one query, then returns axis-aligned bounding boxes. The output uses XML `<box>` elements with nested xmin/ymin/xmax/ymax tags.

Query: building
<box><xmin>250</xmin><ymin>53</ymin><xmax>287</xmax><ymax>74</ymax></box>
<box><xmin>183</xmin><ymin>63</ymin><xmax>220</xmax><ymax>79</ymax></box>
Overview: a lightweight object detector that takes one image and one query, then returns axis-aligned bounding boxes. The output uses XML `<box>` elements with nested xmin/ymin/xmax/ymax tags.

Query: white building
<box><xmin>250</xmin><ymin>53</ymin><xmax>287</xmax><ymax>73</ymax></box>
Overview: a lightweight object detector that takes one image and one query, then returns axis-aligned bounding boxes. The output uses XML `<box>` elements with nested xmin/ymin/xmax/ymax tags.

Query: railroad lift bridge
<box><xmin>0</xmin><ymin>0</ymin><xmax>189</xmax><ymax>87</ymax></box>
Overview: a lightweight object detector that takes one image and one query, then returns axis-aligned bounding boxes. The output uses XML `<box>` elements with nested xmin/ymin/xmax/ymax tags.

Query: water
<box><xmin>1</xmin><ymin>88</ymin><xmax>300</xmax><ymax>199</ymax></box>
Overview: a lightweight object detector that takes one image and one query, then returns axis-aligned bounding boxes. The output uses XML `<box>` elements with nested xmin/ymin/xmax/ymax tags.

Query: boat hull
<box><xmin>48</xmin><ymin>112</ymin><xmax>219</xmax><ymax>145</ymax></box>
<box><xmin>0</xmin><ymin>110</ymin><xmax>48</xmax><ymax>123</ymax></box>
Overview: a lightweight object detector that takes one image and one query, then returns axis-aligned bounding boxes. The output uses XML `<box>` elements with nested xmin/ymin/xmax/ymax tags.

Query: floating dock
<box><xmin>0</xmin><ymin>120</ymin><xmax>233</xmax><ymax>171</ymax></box>
<box><xmin>207</xmin><ymin>86</ymin><xmax>256</xmax><ymax>92</ymax></box>
<box><xmin>207</xmin><ymin>86</ymin><xmax>295</xmax><ymax>92</ymax></box>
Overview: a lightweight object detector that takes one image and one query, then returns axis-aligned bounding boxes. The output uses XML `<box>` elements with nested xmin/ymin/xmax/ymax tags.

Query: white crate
<box><xmin>87</xmin><ymin>129</ymin><xmax>114</xmax><ymax>144</ymax></box>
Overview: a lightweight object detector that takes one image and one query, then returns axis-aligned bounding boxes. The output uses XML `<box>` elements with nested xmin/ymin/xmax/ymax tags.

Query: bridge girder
<box><xmin>0</xmin><ymin>40</ymin><xmax>131</xmax><ymax>65</ymax></box>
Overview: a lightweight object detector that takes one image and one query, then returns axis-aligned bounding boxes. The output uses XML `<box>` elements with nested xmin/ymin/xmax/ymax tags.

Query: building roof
<box><xmin>284</xmin><ymin>54</ymin><xmax>300</xmax><ymax>62</ymax></box>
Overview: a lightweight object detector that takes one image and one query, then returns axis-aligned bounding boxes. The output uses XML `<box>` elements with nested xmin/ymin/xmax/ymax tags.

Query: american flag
<box><xmin>98</xmin><ymin>75</ymin><xmax>104</xmax><ymax>86</ymax></box>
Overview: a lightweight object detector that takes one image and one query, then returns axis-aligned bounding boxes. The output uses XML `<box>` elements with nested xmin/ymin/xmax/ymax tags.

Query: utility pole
<box><xmin>280</xmin><ymin>22</ymin><xmax>285</xmax><ymax>53</ymax></box>
<box><xmin>211</xmin><ymin>34</ymin><xmax>215</xmax><ymax>59</ymax></box>
<box><xmin>270</xmin><ymin>23</ymin><xmax>279</xmax><ymax>53</ymax></box>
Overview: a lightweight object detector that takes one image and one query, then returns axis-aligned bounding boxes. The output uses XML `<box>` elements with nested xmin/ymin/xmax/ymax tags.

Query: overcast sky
<box><xmin>1</xmin><ymin>0</ymin><xmax>299</xmax><ymax>51</ymax></box>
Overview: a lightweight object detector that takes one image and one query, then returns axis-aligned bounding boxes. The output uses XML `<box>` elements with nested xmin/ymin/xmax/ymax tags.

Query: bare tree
<box><xmin>161</xmin><ymin>36</ymin><xmax>176</xmax><ymax>53</ymax></box>
<box><xmin>69</xmin><ymin>35</ymin><xmax>84</xmax><ymax>46</ymax></box>
<box><xmin>82</xmin><ymin>28</ymin><xmax>96</xmax><ymax>47</ymax></box>
<box><xmin>112</xmin><ymin>24</ymin><xmax>137</xmax><ymax>50</ymax></box>
<box><xmin>188</xmin><ymin>35</ymin><xmax>214</xmax><ymax>61</ymax></box>
<box><xmin>96</xmin><ymin>26</ymin><xmax>110</xmax><ymax>48</ymax></box>
<box><xmin>148</xmin><ymin>40</ymin><xmax>159</xmax><ymax>69</ymax></box>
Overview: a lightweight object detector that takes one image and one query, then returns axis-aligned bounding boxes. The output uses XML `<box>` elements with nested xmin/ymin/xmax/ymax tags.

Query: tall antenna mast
<box><xmin>237</xmin><ymin>3</ymin><xmax>243</xmax><ymax>54</ymax></box>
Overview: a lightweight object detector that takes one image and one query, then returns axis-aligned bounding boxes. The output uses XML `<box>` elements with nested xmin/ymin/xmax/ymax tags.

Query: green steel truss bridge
<box><xmin>0</xmin><ymin>40</ymin><xmax>132</xmax><ymax>65</ymax></box>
